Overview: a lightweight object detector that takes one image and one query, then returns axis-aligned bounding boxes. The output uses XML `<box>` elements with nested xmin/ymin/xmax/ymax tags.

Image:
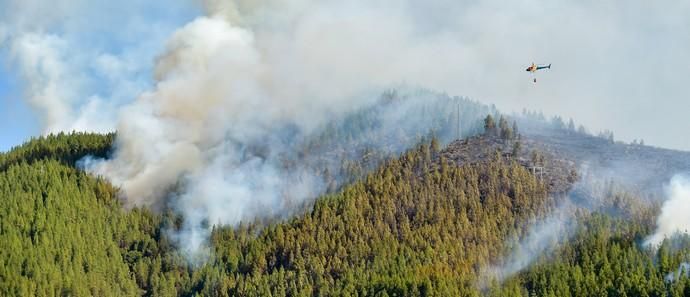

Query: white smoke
<box><xmin>6</xmin><ymin>33</ymin><xmax>77</xmax><ymax>132</ymax></box>
<box><xmin>6</xmin><ymin>0</ymin><xmax>690</xmax><ymax>260</ymax></box>
<box><xmin>87</xmin><ymin>14</ymin><xmax>320</xmax><ymax>204</ymax></box>
<box><xmin>5</xmin><ymin>1</ymin><xmax>690</xmax><ymax>148</ymax></box>
<box><xmin>83</xmin><ymin>1</ymin><xmax>495</xmax><ymax>259</ymax></box>
<box><xmin>484</xmin><ymin>165</ymin><xmax>647</xmax><ymax>284</ymax></box>
<box><xmin>482</xmin><ymin>201</ymin><xmax>575</xmax><ymax>284</ymax></box>
<box><xmin>0</xmin><ymin>0</ymin><xmax>196</xmax><ymax>133</ymax></box>
<box><xmin>666</xmin><ymin>262</ymin><xmax>690</xmax><ymax>283</ymax></box>
<box><xmin>645</xmin><ymin>175</ymin><xmax>690</xmax><ymax>247</ymax></box>
<box><xmin>85</xmin><ymin>12</ymin><xmax>329</xmax><ymax>259</ymax></box>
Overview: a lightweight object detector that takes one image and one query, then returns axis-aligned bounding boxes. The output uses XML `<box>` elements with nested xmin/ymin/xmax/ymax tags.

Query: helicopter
<box><xmin>525</xmin><ymin>63</ymin><xmax>551</xmax><ymax>83</ymax></box>
<box><xmin>525</xmin><ymin>63</ymin><xmax>551</xmax><ymax>73</ymax></box>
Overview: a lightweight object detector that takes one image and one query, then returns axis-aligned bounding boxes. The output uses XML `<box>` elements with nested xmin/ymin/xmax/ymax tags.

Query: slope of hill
<box><xmin>440</xmin><ymin>134</ymin><xmax>578</xmax><ymax>195</ymax></box>
<box><xmin>1</xmin><ymin>131</ymin><xmax>689</xmax><ymax>296</ymax></box>
<box><xmin>517</xmin><ymin>116</ymin><xmax>690</xmax><ymax>194</ymax></box>
<box><xmin>0</xmin><ymin>133</ymin><xmax>552</xmax><ymax>296</ymax></box>
<box><xmin>0</xmin><ymin>133</ymin><xmax>170</xmax><ymax>296</ymax></box>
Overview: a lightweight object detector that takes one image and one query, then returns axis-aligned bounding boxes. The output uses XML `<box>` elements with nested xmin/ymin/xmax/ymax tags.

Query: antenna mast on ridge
<box><xmin>456</xmin><ymin>100</ymin><xmax>461</xmax><ymax>140</ymax></box>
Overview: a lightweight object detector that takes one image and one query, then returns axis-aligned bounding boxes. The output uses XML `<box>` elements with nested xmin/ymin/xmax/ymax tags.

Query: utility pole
<box><xmin>456</xmin><ymin>100</ymin><xmax>461</xmax><ymax>140</ymax></box>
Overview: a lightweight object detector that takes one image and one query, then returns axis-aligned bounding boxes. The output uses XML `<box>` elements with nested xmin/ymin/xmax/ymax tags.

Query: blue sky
<box><xmin>0</xmin><ymin>0</ymin><xmax>201</xmax><ymax>152</ymax></box>
<box><xmin>0</xmin><ymin>55</ymin><xmax>38</xmax><ymax>151</ymax></box>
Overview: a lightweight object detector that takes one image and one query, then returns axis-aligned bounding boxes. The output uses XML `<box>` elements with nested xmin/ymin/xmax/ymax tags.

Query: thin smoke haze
<box><xmin>4</xmin><ymin>1</ymin><xmax>690</xmax><ymax>150</ymax></box>
<box><xmin>3</xmin><ymin>0</ymin><xmax>690</xmax><ymax>262</ymax></box>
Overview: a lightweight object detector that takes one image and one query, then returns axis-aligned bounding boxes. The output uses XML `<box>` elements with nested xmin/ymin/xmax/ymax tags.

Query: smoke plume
<box><xmin>666</xmin><ymin>262</ymin><xmax>690</xmax><ymax>283</ymax></box>
<box><xmin>482</xmin><ymin>202</ymin><xmax>575</xmax><ymax>284</ymax></box>
<box><xmin>7</xmin><ymin>1</ymin><xmax>690</xmax><ymax>150</ymax></box>
<box><xmin>5</xmin><ymin>0</ymin><xmax>690</xmax><ymax>261</ymax></box>
<box><xmin>645</xmin><ymin>175</ymin><xmax>690</xmax><ymax>247</ymax></box>
<box><xmin>83</xmin><ymin>1</ymin><xmax>499</xmax><ymax>259</ymax></box>
<box><xmin>85</xmin><ymin>15</ymin><xmax>303</xmax><ymax>258</ymax></box>
<box><xmin>0</xmin><ymin>0</ymin><xmax>197</xmax><ymax>133</ymax></box>
<box><xmin>484</xmin><ymin>164</ymin><xmax>656</xmax><ymax>284</ymax></box>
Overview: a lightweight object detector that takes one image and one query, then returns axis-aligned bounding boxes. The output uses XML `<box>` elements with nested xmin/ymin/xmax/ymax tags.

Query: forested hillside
<box><xmin>0</xmin><ymin>133</ymin><xmax>157</xmax><ymax>296</ymax></box>
<box><xmin>1</xmin><ymin>131</ymin><xmax>689</xmax><ymax>296</ymax></box>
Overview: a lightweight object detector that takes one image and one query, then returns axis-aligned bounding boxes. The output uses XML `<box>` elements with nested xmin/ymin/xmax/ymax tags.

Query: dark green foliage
<box><xmin>484</xmin><ymin>115</ymin><xmax>496</xmax><ymax>135</ymax></box>
<box><xmin>0</xmin><ymin>133</ymin><xmax>185</xmax><ymax>296</ymax></box>
<box><xmin>190</xmin><ymin>143</ymin><xmax>550</xmax><ymax>296</ymax></box>
<box><xmin>0</xmin><ymin>132</ymin><xmax>114</xmax><ymax>171</ymax></box>
<box><xmin>512</xmin><ymin>140</ymin><xmax>522</xmax><ymax>157</ymax></box>
<box><xmin>0</xmin><ymin>159</ymin><xmax>138</xmax><ymax>296</ymax></box>
<box><xmin>512</xmin><ymin>121</ymin><xmax>519</xmax><ymax>139</ymax></box>
<box><xmin>490</xmin><ymin>195</ymin><xmax>690</xmax><ymax>297</ymax></box>
<box><xmin>1</xmin><ymin>132</ymin><xmax>689</xmax><ymax>296</ymax></box>
<box><xmin>499</xmin><ymin>116</ymin><xmax>513</xmax><ymax>140</ymax></box>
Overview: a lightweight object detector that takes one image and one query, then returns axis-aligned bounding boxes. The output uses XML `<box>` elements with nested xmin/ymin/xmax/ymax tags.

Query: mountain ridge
<box><xmin>2</xmin><ymin>103</ymin><xmax>690</xmax><ymax>295</ymax></box>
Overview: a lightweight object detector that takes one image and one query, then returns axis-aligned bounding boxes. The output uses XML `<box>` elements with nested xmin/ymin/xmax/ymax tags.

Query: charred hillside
<box><xmin>439</xmin><ymin>134</ymin><xmax>578</xmax><ymax>195</ymax></box>
<box><xmin>436</xmin><ymin>112</ymin><xmax>690</xmax><ymax>198</ymax></box>
<box><xmin>517</xmin><ymin>117</ymin><xmax>690</xmax><ymax>194</ymax></box>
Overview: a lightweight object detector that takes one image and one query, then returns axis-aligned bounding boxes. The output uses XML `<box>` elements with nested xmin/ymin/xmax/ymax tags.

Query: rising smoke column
<box><xmin>645</xmin><ymin>175</ymin><xmax>690</xmax><ymax>247</ymax></box>
<box><xmin>482</xmin><ymin>203</ymin><xmax>574</xmax><ymax>284</ymax></box>
<box><xmin>666</xmin><ymin>262</ymin><xmax>690</xmax><ymax>283</ymax></box>
<box><xmin>83</xmin><ymin>1</ymin><xmax>493</xmax><ymax>260</ymax></box>
<box><xmin>84</xmin><ymin>1</ymin><xmax>389</xmax><ymax>260</ymax></box>
<box><xmin>482</xmin><ymin>164</ymin><xmax>645</xmax><ymax>285</ymax></box>
<box><xmin>86</xmin><ymin>15</ymin><xmax>317</xmax><ymax>259</ymax></box>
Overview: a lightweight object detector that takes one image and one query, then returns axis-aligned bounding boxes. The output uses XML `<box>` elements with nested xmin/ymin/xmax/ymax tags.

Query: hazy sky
<box><xmin>1</xmin><ymin>0</ymin><xmax>689</xmax><ymax>151</ymax></box>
